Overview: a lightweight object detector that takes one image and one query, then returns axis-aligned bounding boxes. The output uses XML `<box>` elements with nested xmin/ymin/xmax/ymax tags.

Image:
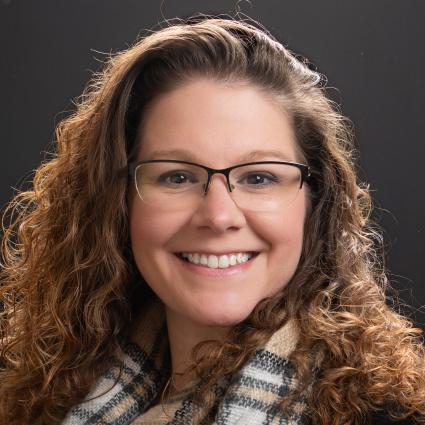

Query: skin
<box><xmin>129</xmin><ymin>78</ymin><xmax>308</xmax><ymax>387</ymax></box>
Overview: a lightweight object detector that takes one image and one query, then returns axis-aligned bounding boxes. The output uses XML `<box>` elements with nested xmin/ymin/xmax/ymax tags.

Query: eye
<box><xmin>239</xmin><ymin>172</ymin><xmax>279</xmax><ymax>186</ymax></box>
<box><xmin>158</xmin><ymin>171</ymin><xmax>198</xmax><ymax>186</ymax></box>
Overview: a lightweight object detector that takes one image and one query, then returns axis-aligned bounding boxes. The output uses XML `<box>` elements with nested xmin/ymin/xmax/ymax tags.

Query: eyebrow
<box><xmin>145</xmin><ymin>149</ymin><xmax>297</xmax><ymax>163</ymax></box>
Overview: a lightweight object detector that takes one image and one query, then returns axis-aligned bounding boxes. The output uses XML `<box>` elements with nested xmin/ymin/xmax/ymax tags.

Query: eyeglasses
<box><xmin>128</xmin><ymin>159</ymin><xmax>311</xmax><ymax>212</ymax></box>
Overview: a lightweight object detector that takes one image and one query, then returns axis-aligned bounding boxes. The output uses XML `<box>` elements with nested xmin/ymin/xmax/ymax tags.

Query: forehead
<box><xmin>136</xmin><ymin>78</ymin><xmax>300</xmax><ymax>165</ymax></box>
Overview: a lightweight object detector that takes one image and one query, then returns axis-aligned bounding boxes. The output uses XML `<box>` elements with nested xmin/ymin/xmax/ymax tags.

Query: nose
<box><xmin>190</xmin><ymin>174</ymin><xmax>247</xmax><ymax>234</ymax></box>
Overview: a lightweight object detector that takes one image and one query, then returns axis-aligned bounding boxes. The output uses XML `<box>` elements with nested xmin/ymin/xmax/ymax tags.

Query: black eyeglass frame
<box><xmin>128</xmin><ymin>159</ymin><xmax>311</xmax><ymax>195</ymax></box>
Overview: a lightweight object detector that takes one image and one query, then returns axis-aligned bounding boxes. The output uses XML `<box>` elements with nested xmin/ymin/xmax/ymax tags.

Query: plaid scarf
<box><xmin>63</xmin><ymin>297</ymin><xmax>318</xmax><ymax>425</ymax></box>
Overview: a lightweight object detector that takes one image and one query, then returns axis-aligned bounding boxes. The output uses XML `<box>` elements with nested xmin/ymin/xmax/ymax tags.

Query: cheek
<box><xmin>130</xmin><ymin>205</ymin><xmax>155</xmax><ymax>254</ymax></box>
<box><xmin>263</xmin><ymin>213</ymin><xmax>305</xmax><ymax>262</ymax></box>
<box><xmin>129</xmin><ymin>201</ymin><xmax>189</xmax><ymax>260</ymax></box>
<box><xmin>255</xmin><ymin>194</ymin><xmax>307</xmax><ymax>249</ymax></box>
<box><xmin>129</xmin><ymin>202</ymin><xmax>180</xmax><ymax>291</ymax></box>
<box><xmin>249</xmin><ymin>194</ymin><xmax>307</xmax><ymax>286</ymax></box>
<box><xmin>130</xmin><ymin>205</ymin><xmax>167</xmax><ymax>256</ymax></box>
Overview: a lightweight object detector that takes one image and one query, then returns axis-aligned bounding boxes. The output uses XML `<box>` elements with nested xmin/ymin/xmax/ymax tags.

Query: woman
<box><xmin>1</xmin><ymin>14</ymin><xmax>424</xmax><ymax>425</ymax></box>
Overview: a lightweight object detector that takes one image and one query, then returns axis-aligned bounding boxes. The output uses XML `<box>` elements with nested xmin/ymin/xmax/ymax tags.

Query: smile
<box><xmin>176</xmin><ymin>252</ymin><xmax>258</xmax><ymax>269</ymax></box>
<box><xmin>174</xmin><ymin>251</ymin><xmax>260</xmax><ymax>278</ymax></box>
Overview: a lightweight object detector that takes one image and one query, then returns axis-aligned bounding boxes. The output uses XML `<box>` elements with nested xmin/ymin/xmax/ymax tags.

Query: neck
<box><xmin>165</xmin><ymin>308</ymin><xmax>230</xmax><ymax>393</ymax></box>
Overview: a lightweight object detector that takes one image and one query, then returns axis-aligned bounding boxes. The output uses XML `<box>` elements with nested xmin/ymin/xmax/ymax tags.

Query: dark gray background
<box><xmin>1</xmin><ymin>0</ymin><xmax>424</xmax><ymax>327</ymax></box>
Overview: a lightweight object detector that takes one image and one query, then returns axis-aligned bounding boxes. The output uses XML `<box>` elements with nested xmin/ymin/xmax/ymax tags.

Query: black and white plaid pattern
<box><xmin>63</xmin><ymin>299</ymin><xmax>315</xmax><ymax>425</ymax></box>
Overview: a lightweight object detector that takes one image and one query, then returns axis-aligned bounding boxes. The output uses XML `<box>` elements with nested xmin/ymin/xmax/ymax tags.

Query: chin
<box><xmin>189</xmin><ymin>302</ymin><xmax>255</xmax><ymax>328</ymax></box>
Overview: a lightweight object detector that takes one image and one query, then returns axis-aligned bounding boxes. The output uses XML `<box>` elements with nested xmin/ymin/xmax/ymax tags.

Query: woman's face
<box><xmin>129</xmin><ymin>78</ymin><xmax>308</xmax><ymax>327</ymax></box>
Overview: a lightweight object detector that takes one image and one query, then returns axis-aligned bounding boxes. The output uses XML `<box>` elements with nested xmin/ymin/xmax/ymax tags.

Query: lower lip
<box><xmin>174</xmin><ymin>254</ymin><xmax>258</xmax><ymax>277</ymax></box>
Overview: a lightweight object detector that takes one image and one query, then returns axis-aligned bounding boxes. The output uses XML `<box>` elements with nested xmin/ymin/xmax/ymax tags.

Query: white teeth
<box><xmin>207</xmin><ymin>255</ymin><xmax>219</xmax><ymax>268</ymax></box>
<box><xmin>218</xmin><ymin>255</ymin><xmax>229</xmax><ymax>268</ymax></box>
<box><xmin>179</xmin><ymin>252</ymin><xmax>255</xmax><ymax>269</ymax></box>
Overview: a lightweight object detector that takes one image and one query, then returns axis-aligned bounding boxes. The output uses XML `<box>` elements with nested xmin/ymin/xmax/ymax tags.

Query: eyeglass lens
<box><xmin>134</xmin><ymin>161</ymin><xmax>303</xmax><ymax>212</ymax></box>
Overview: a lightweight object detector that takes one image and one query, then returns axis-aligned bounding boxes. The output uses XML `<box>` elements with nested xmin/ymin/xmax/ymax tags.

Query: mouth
<box><xmin>174</xmin><ymin>251</ymin><xmax>260</xmax><ymax>269</ymax></box>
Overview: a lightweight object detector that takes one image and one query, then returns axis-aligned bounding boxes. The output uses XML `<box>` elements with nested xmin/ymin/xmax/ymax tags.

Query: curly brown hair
<box><xmin>1</xmin><ymin>14</ymin><xmax>424</xmax><ymax>425</ymax></box>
